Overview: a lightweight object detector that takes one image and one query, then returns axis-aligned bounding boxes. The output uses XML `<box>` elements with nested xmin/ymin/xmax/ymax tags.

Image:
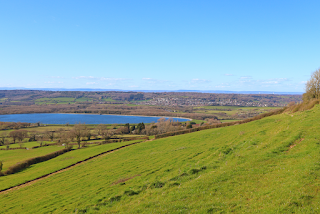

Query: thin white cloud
<box><xmin>72</xmin><ymin>76</ymin><xmax>131</xmax><ymax>82</ymax></box>
<box><xmin>191</xmin><ymin>79</ymin><xmax>211</xmax><ymax>83</ymax></box>
<box><xmin>50</xmin><ymin>76</ymin><xmax>64</xmax><ymax>79</ymax></box>
<box><xmin>86</xmin><ymin>82</ymin><xmax>98</xmax><ymax>85</ymax></box>
<box><xmin>73</xmin><ymin>76</ymin><xmax>95</xmax><ymax>80</ymax></box>
<box><xmin>142</xmin><ymin>78</ymin><xmax>170</xmax><ymax>83</ymax></box>
<box><xmin>261</xmin><ymin>78</ymin><xmax>290</xmax><ymax>85</ymax></box>
<box><xmin>44</xmin><ymin>81</ymin><xmax>63</xmax><ymax>84</ymax></box>
<box><xmin>240</xmin><ymin>76</ymin><xmax>252</xmax><ymax>79</ymax></box>
<box><xmin>100</xmin><ymin>77</ymin><xmax>130</xmax><ymax>81</ymax></box>
<box><xmin>224</xmin><ymin>74</ymin><xmax>234</xmax><ymax>76</ymax></box>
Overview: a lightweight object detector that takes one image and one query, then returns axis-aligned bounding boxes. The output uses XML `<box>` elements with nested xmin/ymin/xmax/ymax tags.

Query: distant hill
<box><xmin>0</xmin><ymin>87</ymin><xmax>303</xmax><ymax>95</ymax></box>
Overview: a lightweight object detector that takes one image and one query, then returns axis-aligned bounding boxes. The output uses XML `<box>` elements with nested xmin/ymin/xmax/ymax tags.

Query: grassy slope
<box><xmin>0</xmin><ymin>141</ymin><xmax>140</xmax><ymax>191</ymax></box>
<box><xmin>0</xmin><ymin>145</ymin><xmax>63</xmax><ymax>171</ymax></box>
<box><xmin>1</xmin><ymin>105</ymin><xmax>320</xmax><ymax>213</ymax></box>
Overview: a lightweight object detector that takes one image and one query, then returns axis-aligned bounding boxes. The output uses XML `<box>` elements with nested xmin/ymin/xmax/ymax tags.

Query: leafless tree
<box><xmin>70</xmin><ymin>124</ymin><xmax>86</xmax><ymax>149</ymax></box>
<box><xmin>45</xmin><ymin>131</ymin><xmax>55</xmax><ymax>142</ymax></box>
<box><xmin>17</xmin><ymin>130</ymin><xmax>28</xmax><ymax>143</ymax></box>
<box><xmin>9</xmin><ymin>130</ymin><xmax>19</xmax><ymax>144</ymax></box>
<box><xmin>101</xmin><ymin>129</ymin><xmax>114</xmax><ymax>141</ymax></box>
<box><xmin>95</xmin><ymin>124</ymin><xmax>107</xmax><ymax>136</ymax></box>
<box><xmin>83</xmin><ymin>127</ymin><xmax>92</xmax><ymax>140</ymax></box>
<box><xmin>303</xmin><ymin>68</ymin><xmax>320</xmax><ymax>101</ymax></box>
<box><xmin>9</xmin><ymin>130</ymin><xmax>27</xmax><ymax>144</ymax></box>
<box><xmin>59</xmin><ymin>132</ymin><xmax>70</xmax><ymax>148</ymax></box>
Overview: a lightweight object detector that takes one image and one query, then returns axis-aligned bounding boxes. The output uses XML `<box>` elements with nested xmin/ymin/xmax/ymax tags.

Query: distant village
<box><xmin>135</xmin><ymin>97</ymin><xmax>286</xmax><ymax>107</ymax></box>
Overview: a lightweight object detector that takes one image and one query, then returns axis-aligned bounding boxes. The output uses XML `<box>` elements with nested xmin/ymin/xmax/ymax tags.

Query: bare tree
<box><xmin>9</xmin><ymin>130</ymin><xmax>19</xmax><ymax>144</ymax></box>
<box><xmin>9</xmin><ymin>130</ymin><xmax>27</xmax><ymax>144</ymax></box>
<box><xmin>83</xmin><ymin>126</ymin><xmax>92</xmax><ymax>141</ymax></box>
<box><xmin>28</xmin><ymin>132</ymin><xmax>37</xmax><ymax>142</ymax></box>
<box><xmin>101</xmin><ymin>129</ymin><xmax>114</xmax><ymax>141</ymax></box>
<box><xmin>59</xmin><ymin>132</ymin><xmax>70</xmax><ymax>148</ymax></box>
<box><xmin>95</xmin><ymin>124</ymin><xmax>107</xmax><ymax>136</ymax></box>
<box><xmin>303</xmin><ymin>68</ymin><xmax>320</xmax><ymax>101</ymax></box>
<box><xmin>45</xmin><ymin>131</ymin><xmax>55</xmax><ymax>142</ymax></box>
<box><xmin>70</xmin><ymin>124</ymin><xmax>86</xmax><ymax>149</ymax></box>
<box><xmin>17</xmin><ymin>130</ymin><xmax>28</xmax><ymax>143</ymax></box>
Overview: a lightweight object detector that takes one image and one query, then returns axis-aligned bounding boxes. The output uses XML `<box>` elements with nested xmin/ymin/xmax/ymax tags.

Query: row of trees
<box><xmin>0</xmin><ymin>122</ymin><xmax>148</xmax><ymax>149</ymax></box>
<box><xmin>0</xmin><ymin>118</ymin><xmax>222</xmax><ymax>149</ymax></box>
<box><xmin>0</xmin><ymin>122</ymin><xmax>33</xmax><ymax>130</ymax></box>
<box><xmin>139</xmin><ymin>118</ymin><xmax>220</xmax><ymax>136</ymax></box>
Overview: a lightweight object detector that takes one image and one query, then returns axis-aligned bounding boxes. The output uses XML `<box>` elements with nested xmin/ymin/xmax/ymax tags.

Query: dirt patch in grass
<box><xmin>288</xmin><ymin>138</ymin><xmax>304</xmax><ymax>151</ymax></box>
<box><xmin>111</xmin><ymin>174</ymin><xmax>141</xmax><ymax>186</ymax></box>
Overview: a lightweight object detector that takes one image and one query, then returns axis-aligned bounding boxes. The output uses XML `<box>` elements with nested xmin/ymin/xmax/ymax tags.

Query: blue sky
<box><xmin>1</xmin><ymin>0</ymin><xmax>319</xmax><ymax>92</ymax></box>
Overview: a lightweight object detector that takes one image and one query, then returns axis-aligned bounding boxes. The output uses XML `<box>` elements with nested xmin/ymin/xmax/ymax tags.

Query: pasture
<box><xmin>0</xmin><ymin>104</ymin><xmax>319</xmax><ymax>213</ymax></box>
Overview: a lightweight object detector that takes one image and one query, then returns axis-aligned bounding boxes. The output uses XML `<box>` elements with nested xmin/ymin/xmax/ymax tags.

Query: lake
<box><xmin>0</xmin><ymin>113</ymin><xmax>190</xmax><ymax>124</ymax></box>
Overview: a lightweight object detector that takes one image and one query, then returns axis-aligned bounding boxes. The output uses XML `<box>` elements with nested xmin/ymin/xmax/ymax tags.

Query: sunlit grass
<box><xmin>1</xmin><ymin>105</ymin><xmax>320</xmax><ymax>213</ymax></box>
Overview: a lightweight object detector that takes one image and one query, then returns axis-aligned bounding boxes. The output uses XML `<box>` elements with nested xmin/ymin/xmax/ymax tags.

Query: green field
<box><xmin>35</xmin><ymin>97</ymin><xmax>75</xmax><ymax>105</ymax></box>
<box><xmin>0</xmin><ymin>145</ymin><xmax>63</xmax><ymax>171</ymax></box>
<box><xmin>1</xmin><ymin>104</ymin><xmax>320</xmax><ymax>213</ymax></box>
<box><xmin>0</xmin><ymin>141</ymin><xmax>55</xmax><ymax>149</ymax></box>
<box><xmin>101</xmin><ymin>97</ymin><xmax>116</xmax><ymax>102</ymax></box>
<box><xmin>0</xmin><ymin>141</ymin><xmax>142</xmax><ymax>191</ymax></box>
<box><xmin>35</xmin><ymin>97</ymin><xmax>97</xmax><ymax>105</ymax></box>
<box><xmin>193</xmin><ymin>106</ymin><xmax>281</xmax><ymax>120</ymax></box>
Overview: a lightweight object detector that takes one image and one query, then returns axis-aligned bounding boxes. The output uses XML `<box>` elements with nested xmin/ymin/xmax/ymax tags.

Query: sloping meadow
<box><xmin>1</xmin><ymin>105</ymin><xmax>320</xmax><ymax>213</ymax></box>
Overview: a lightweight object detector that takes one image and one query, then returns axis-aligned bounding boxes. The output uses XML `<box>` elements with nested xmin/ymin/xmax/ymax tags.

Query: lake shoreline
<box><xmin>0</xmin><ymin>113</ymin><xmax>191</xmax><ymax>124</ymax></box>
<box><xmin>57</xmin><ymin>112</ymin><xmax>192</xmax><ymax>121</ymax></box>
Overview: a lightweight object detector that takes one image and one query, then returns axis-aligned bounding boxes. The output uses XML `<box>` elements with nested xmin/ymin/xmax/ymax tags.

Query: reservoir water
<box><xmin>0</xmin><ymin>113</ymin><xmax>190</xmax><ymax>124</ymax></box>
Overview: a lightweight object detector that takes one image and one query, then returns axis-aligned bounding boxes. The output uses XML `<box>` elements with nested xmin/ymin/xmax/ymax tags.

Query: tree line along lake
<box><xmin>0</xmin><ymin>113</ymin><xmax>191</xmax><ymax>125</ymax></box>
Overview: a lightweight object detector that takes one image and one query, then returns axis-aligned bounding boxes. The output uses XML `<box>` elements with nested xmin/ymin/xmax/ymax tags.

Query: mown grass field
<box><xmin>0</xmin><ymin>145</ymin><xmax>63</xmax><ymax>171</ymax></box>
<box><xmin>1</xmin><ymin>104</ymin><xmax>320</xmax><ymax>213</ymax></box>
<box><xmin>0</xmin><ymin>140</ymin><xmax>141</xmax><ymax>191</ymax></box>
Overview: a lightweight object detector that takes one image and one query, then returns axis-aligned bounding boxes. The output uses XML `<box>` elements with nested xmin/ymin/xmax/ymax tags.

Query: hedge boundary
<box><xmin>0</xmin><ymin>140</ymin><xmax>144</xmax><ymax>193</ymax></box>
<box><xmin>1</xmin><ymin>147</ymin><xmax>72</xmax><ymax>176</ymax></box>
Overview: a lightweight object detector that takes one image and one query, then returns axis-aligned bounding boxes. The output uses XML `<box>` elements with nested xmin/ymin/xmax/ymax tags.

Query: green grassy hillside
<box><xmin>1</xmin><ymin>105</ymin><xmax>320</xmax><ymax>213</ymax></box>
